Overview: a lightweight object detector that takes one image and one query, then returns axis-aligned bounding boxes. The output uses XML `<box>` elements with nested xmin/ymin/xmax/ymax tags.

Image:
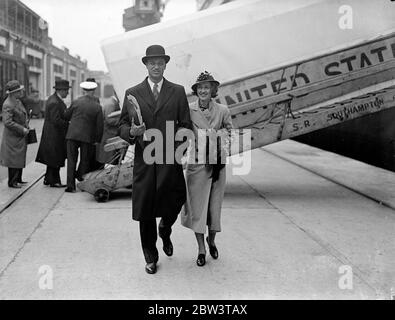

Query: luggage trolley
<box><xmin>77</xmin><ymin>137</ymin><xmax>134</xmax><ymax>202</ymax></box>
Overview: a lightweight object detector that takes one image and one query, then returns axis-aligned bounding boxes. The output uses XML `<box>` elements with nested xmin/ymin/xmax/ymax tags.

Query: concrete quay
<box><xmin>0</xmin><ymin>140</ymin><xmax>394</xmax><ymax>300</ymax></box>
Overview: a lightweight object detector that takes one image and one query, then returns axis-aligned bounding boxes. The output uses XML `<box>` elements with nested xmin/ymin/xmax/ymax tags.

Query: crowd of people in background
<box><xmin>0</xmin><ymin>77</ymin><xmax>121</xmax><ymax>191</ymax></box>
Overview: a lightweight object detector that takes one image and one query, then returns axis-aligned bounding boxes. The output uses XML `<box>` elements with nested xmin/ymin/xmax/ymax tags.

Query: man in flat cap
<box><xmin>64</xmin><ymin>79</ymin><xmax>103</xmax><ymax>192</ymax></box>
<box><xmin>36</xmin><ymin>79</ymin><xmax>71</xmax><ymax>187</ymax></box>
<box><xmin>119</xmin><ymin>44</ymin><xmax>192</xmax><ymax>274</ymax></box>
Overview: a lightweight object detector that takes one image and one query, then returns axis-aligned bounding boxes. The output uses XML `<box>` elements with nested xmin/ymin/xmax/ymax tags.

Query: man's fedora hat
<box><xmin>53</xmin><ymin>79</ymin><xmax>71</xmax><ymax>90</ymax></box>
<box><xmin>142</xmin><ymin>44</ymin><xmax>170</xmax><ymax>65</ymax></box>
<box><xmin>5</xmin><ymin>80</ymin><xmax>24</xmax><ymax>94</ymax></box>
<box><xmin>191</xmin><ymin>71</ymin><xmax>220</xmax><ymax>92</ymax></box>
<box><xmin>80</xmin><ymin>78</ymin><xmax>98</xmax><ymax>91</ymax></box>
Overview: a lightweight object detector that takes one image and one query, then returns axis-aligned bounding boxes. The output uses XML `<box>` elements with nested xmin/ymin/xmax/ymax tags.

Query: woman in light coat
<box><xmin>0</xmin><ymin>80</ymin><xmax>29</xmax><ymax>188</ymax></box>
<box><xmin>181</xmin><ymin>71</ymin><xmax>233</xmax><ymax>267</ymax></box>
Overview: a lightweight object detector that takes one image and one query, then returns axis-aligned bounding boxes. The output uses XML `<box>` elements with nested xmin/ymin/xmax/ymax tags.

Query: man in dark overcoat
<box><xmin>119</xmin><ymin>45</ymin><xmax>192</xmax><ymax>274</ymax></box>
<box><xmin>36</xmin><ymin>79</ymin><xmax>71</xmax><ymax>187</ymax></box>
<box><xmin>64</xmin><ymin>80</ymin><xmax>103</xmax><ymax>193</ymax></box>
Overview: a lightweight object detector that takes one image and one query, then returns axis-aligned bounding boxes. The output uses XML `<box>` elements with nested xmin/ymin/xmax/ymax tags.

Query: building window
<box><xmin>34</xmin><ymin>57</ymin><xmax>41</xmax><ymax>68</ymax></box>
<box><xmin>25</xmin><ymin>13</ymin><xmax>32</xmax><ymax>38</ymax></box>
<box><xmin>0</xmin><ymin>3</ymin><xmax>5</xmax><ymax>25</ymax></box>
<box><xmin>54</xmin><ymin>64</ymin><xmax>63</xmax><ymax>74</ymax></box>
<box><xmin>27</xmin><ymin>54</ymin><xmax>34</xmax><ymax>66</ymax></box>
<box><xmin>70</xmin><ymin>69</ymin><xmax>76</xmax><ymax>77</ymax></box>
<box><xmin>7</xmin><ymin>1</ymin><xmax>16</xmax><ymax>30</ymax></box>
<box><xmin>0</xmin><ymin>35</ymin><xmax>5</xmax><ymax>52</ymax></box>
<box><xmin>17</xmin><ymin>8</ymin><xmax>24</xmax><ymax>34</ymax></box>
<box><xmin>32</xmin><ymin>16</ymin><xmax>38</xmax><ymax>41</ymax></box>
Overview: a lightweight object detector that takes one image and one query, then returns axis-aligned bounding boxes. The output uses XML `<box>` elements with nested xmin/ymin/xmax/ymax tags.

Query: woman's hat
<box><xmin>5</xmin><ymin>80</ymin><xmax>24</xmax><ymax>94</ymax></box>
<box><xmin>80</xmin><ymin>78</ymin><xmax>98</xmax><ymax>90</ymax></box>
<box><xmin>142</xmin><ymin>45</ymin><xmax>170</xmax><ymax>65</ymax></box>
<box><xmin>53</xmin><ymin>79</ymin><xmax>71</xmax><ymax>90</ymax></box>
<box><xmin>191</xmin><ymin>71</ymin><xmax>220</xmax><ymax>92</ymax></box>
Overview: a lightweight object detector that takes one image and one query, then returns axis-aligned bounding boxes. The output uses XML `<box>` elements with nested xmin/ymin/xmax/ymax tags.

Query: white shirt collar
<box><xmin>147</xmin><ymin>77</ymin><xmax>163</xmax><ymax>93</ymax></box>
<box><xmin>56</xmin><ymin>92</ymin><xmax>64</xmax><ymax>100</ymax></box>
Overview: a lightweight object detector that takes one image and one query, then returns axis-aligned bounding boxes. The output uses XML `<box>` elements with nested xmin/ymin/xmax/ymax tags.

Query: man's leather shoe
<box><xmin>43</xmin><ymin>179</ymin><xmax>49</xmax><ymax>186</ymax></box>
<box><xmin>50</xmin><ymin>183</ymin><xmax>66</xmax><ymax>188</ymax></box>
<box><xmin>206</xmin><ymin>237</ymin><xmax>218</xmax><ymax>259</ymax></box>
<box><xmin>65</xmin><ymin>187</ymin><xmax>76</xmax><ymax>193</ymax></box>
<box><xmin>196</xmin><ymin>254</ymin><xmax>206</xmax><ymax>267</ymax></box>
<box><xmin>145</xmin><ymin>262</ymin><xmax>157</xmax><ymax>274</ymax></box>
<box><xmin>18</xmin><ymin>181</ymin><xmax>28</xmax><ymax>185</ymax></box>
<box><xmin>162</xmin><ymin>238</ymin><xmax>173</xmax><ymax>256</ymax></box>
<box><xmin>8</xmin><ymin>183</ymin><xmax>21</xmax><ymax>188</ymax></box>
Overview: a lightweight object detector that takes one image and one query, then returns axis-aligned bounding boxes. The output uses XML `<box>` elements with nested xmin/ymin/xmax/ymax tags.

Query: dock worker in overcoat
<box><xmin>36</xmin><ymin>79</ymin><xmax>71</xmax><ymax>187</ymax></box>
<box><xmin>64</xmin><ymin>80</ymin><xmax>103</xmax><ymax>193</ymax></box>
<box><xmin>119</xmin><ymin>44</ymin><xmax>192</xmax><ymax>275</ymax></box>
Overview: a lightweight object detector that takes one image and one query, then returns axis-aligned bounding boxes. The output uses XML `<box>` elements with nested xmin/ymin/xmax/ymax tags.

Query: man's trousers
<box><xmin>45</xmin><ymin>166</ymin><xmax>61</xmax><ymax>185</ymax></box>
<box><xmin>66</xmin><ymin>139</ymin><xmax>92</xmax><ymax>189</ymax></box>
<box><xmin>139</xmin><ymin>215</ymin><xmax>178</xmax><ymax>263</ymax></box>
<box><xmin>8</xmin><ymin>168</ymin><xmax>23</xmax><ymax>186</ymax></box>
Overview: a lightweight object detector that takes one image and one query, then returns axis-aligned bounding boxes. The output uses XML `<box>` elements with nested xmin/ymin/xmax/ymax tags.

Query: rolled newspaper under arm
<box><xmin>127</xmin><ymin>94</ymin><xmax>147</xmax><ymax>140</ymax></box>
<box><xmin>107</xmin><ymin>110</ymin><xmax>121</xmax><ymax>118</ymax></box>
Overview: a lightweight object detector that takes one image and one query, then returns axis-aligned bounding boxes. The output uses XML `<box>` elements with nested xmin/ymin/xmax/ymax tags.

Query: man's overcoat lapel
<box><xmin>55</xmin><ymin>93</ymin><xmax>67</xmax><ymax>110</ymax></box>
<box><xmin>136</xmin><ymin>78</ymin><xmax>156</xmax><ymax>115</ymax></box>
<box><xmin>134</xmin><ymin>77</ymin><xmax>176</xmax><ymax>123</ymax></box>
<box><xmin>155</xmin><ymin>79</ymin><xmax>174</xmax><ymax>115</ymax></box>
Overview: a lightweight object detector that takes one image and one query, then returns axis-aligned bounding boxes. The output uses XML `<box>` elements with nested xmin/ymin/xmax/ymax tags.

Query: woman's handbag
<box><xmin>27</xmin><ymin>128</ymin><xmax>37</xmax><ymax>144</ymax></box>
<box><xmin>205</xmin><ymin>133</ymin><xmax>227</xmax><ymax>182</ymax></box>
<box><xmin>26</xmin><ymin>110</ymin><xmax>37</xmax><ymax>144</ymax></box>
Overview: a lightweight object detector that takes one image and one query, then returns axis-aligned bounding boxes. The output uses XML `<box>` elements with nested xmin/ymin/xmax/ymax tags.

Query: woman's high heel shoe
<box><xmin>196</xmin><ymin>253</ymin><xmax>206</xmax><ymax>267</ymax></box>
<box><xmin>206</xmin><ymin>237</ymin><xmax>218</xmax><ymax>259</ymax></box>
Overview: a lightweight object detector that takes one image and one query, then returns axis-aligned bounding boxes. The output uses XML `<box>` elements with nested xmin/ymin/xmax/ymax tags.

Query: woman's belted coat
<box><xmin>181</xmin><ymin>100</ymin><xmax>233</xmax><ymax>234</ymax></box>
<box><xmin>0</xmin><ymin>97</ymin><xmax>29</xmax><ymax>168</ymax></box>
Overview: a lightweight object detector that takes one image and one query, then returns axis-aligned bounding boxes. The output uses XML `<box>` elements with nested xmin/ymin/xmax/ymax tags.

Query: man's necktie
<box><xmin>153</xmin><ymin>83</ymin><xmax>159</xmax><ymax>101</ymax></box>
